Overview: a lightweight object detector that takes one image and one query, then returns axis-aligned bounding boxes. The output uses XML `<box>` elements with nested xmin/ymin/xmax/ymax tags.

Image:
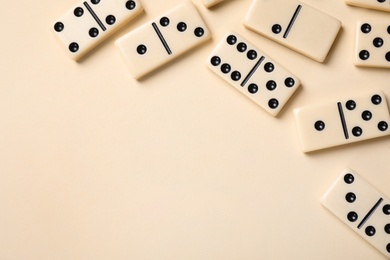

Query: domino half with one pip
<box><xmin>244</xmin><ymin>0</ymin><xmax>341</xmax><ymax>62</ymax></box>
<box><xmin>115</xmin><ymin>2</ymin><xmax>211</xmax><ymax>79</ymax></box>
<box><xmin>53</xmin><ymin>0</ymin><xmax>143</xmax><ymax>60</ymax></box>
<box><xmin>294</xmin><ymin>91</ymin><xmax>390</xmax><ymax>152</ymax></box>
<box><xmin>345</xmin><ymin>0</ymin><xmax>390</xmax><ymax>12</ymax></box>
<box><xmin>206</xmin><ymin>32</ymin><xmax>300</xmax><ymax>116</ymax></box>
<box><xmin>321</xmin><ymin>169</ymin><xmax>390</xmax><ymax>258</ymax></box>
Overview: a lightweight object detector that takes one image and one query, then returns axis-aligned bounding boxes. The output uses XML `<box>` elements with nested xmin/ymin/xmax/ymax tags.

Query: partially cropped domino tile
<box><xmin>243</xmin><ymin>0</ymin><xmax>341</xmax><ymax>62</ymax></box>
<box><xmin>345</xmin><ymin>0</ymin><xmax>390</xmax><ymax>12</ymax></box>
<box><xmin>115</xmin><ymin>2</ymin><xmax>211</xmax><ymax>79</ymax></box>
<box><xmin>294</xmin><ymin>91</ymin><xmax>390</xmax><ymax>152</ymax></box>
<box><xmin>355</xmin><ymin>22</ymin><xmax>390</xmax><ymax>68</ymax></box>
<box><xmin>202</xmin><ymin>0</ymin><xmax>224</xmax><ymax>8</ymax></box>
<box><xmin>53</xmin><ymin>0</ymin><xmax>143</xmax><ymax>60</ymax></box>
<box><xmin>206</xmin><ymin>32</ymin><xmax>300</xmax><ymax>116</ymax></box>
<box><xmin>321</xmin><ymin>169</ymin><xmax>390</xmax><ymax>258</ymax></box>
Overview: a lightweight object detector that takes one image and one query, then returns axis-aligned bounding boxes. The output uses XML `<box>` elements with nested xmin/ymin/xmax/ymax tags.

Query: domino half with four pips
<box><xmin>244</xmin><ymin>0</ymin><xmax>341</xmax><ymax>62</ymax></box>
<box><xmin>294</xmin><ymin>91</ymin><xmax>390</xmax><ymax>152</ymax></box>
<box><xmin>53</xmin><ymin>0</ymin><xmax>143</xmax><ymax>60</ymax></box>
<box><xmin>206</xmin><ymin>32</ymin><xmax>300</xmax><ymax>116</ymax></box>
<box><xmin>115</xmin><ymin>2</ymin><xmax>211</xmax><ymax>79</ymax></box>
<box><xmin>321</xmin><ymin>169</ymin><xmax>390</xmax><ymax>259</ymax></box>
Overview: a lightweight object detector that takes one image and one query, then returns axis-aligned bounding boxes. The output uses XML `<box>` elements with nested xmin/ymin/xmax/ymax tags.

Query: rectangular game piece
<box><xmin>202</xmin><ymin>0</ymin><xmax>224</xmax><ymax>8</ymax></box>
<box><xmin>294</xmin><ymin>91</ymin><xmax>390</xmax><ymax>152</ymax></box>
<box><xmin>243</xmin><ymin>0</ymin><xmax>341</xmax><ymax>62</ymax></box>
<box><xmin>345</xmin><ymin>0</ymin><xmax>390</xmax><ymax>12</ymax></box>
<box><xmin>206</xmin><ymin>32</ymin><xmax>300</xmax><ymax>116</ymax></box>
<box><xmin>53</xmin><ymin>0</ymin><xmax>143</xmax><ymax>60</ymax></box>
<box><xmin>355</xmin><ymin>22</ymin><xmax>390</xmax><ymax>68</ymax></box>
<box><xmin>321</xmin><ymin>169</ymin><xmax>390</xmax><ymax>259</ymax></box>
<box><xmin>115</xmin><ymin>2</ymin><xmax>211</xmax><ymax>79</ymax></box>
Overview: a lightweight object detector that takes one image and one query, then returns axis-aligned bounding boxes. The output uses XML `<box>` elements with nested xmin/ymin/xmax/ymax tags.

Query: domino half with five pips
<box><xmin>244</xmin><ymin>0</ymin><xmax>341</xmax><ymax>62</ymax></box>
<box><xmin>294</xmin><ymin>91</ymin><xmax>390</xmax><ymax>152</ymax></box>
<box><xmin>115</xmin><ymin>2</ymin><xmax>211</xmax><ymax>79</ymax></box>
<box><xmin>206</xmin><ymin>32</ymin><xmax>300</xmax><ymax>116</ymax></box>
<box><xmin>321</xmin><ymin>169</ymin><xmax>390</xmax><ymax>259</ymax></box>
<box><xmin>53</xmin><ymin>0</ymin><xmax>143</xmax><ymax>60</ymax></box>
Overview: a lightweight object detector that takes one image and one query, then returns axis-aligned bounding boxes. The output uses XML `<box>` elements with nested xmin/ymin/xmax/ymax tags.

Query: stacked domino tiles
<box><xmin>51</xmin><ymin>0</ymin><xmax>390</xmax><ymax>258</ymax></box>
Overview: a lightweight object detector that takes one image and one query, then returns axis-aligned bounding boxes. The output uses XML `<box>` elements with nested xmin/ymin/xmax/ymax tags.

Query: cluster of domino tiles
<box><xmin>52</xmin><ymin>1</ymin><xmax>390</xmax><ymax>257</ymax></box>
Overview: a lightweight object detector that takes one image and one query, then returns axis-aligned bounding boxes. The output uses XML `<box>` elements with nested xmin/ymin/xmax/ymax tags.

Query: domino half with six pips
<box><xmin>321</xmin><ymin>169</ymin><xmax>390</xmax><ymax>259</ymax></box>
<box><xmin>355</xmin><ymin>22</ymin><xmax>390</xmax><ymax>68</ymax></box>
<box><xmin>243</xmin><ymin>0</ymin><xmax>341</xmax><ymax>62</ymax></box>
<box><xmin>115</xmin><ymin>2</ymin><xmax>211</xmax><ymax>79</ymax></box>
<box><xmin>294</xmin><ymin>91</ymin><xmax>390</xmax><ymax>152</ymax></box>
<box><xmin>53</xmin><ymin>0</ymin><xmax>143</xmax><ymax>60</ymax></box>
<box><xmin>206</xmin><ymin>32</ymin><xmax>300</xmax><ymax>116</ymax></box>
<box><xmin>345</xmin><ymin>0</ymin><xmax>390</xmax><ymax>12</ymax></box>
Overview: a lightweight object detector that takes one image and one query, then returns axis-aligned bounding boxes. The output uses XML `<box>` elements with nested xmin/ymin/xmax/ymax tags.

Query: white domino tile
<box><xmin>53</xmin><ymin>0</ymin><xmax>144</xmax><ymax>60</ymax></box>
<box><xmin>115</xmin><ymin>2</ymin><xmax>211</xmax><ymax>79</ymax></box>
<box><xmin>294</xmin><ymin>91</ymin><xmax>390</xmax><ymax>152</ymax></box>
<box><xmin>321</xmin><ymin>169</ymin><xmax>390</xmax><ymax>259</ymax></box>
<box><xmin>244</xmin><ymin>0</ymin><xmax>341</xmax><ymax>62</ymax></box>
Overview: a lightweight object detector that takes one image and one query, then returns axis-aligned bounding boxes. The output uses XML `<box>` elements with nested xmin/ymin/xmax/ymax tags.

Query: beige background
<box><xmin>1</xmin><ymin>0</ymin><xmax>390</xmax><ymax>259</ymax></box>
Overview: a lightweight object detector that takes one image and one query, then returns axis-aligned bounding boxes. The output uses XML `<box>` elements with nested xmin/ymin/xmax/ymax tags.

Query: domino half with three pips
<box><xmin>53</xmin><ymin>0</ymin><xmax>144</xmax><ymax>60</ymax></box>
<box><xmin>321</xmin><ymin>169</ymin><xmax>390</xmax><ymax>259</ymax></box>
<box><xmin>206</xmin><ymin>32</ymin><xmax>300</xmax><ymax>116</ymax></box>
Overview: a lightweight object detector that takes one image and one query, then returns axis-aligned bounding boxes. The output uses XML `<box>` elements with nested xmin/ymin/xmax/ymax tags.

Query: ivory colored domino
<box><xmin>202</xmin><ymin>0</ymin><xmax>224</xmax><ymax>8</ymax></box>
<box><xmin>355</xmin><ymin>22</ymin><xmax>390</xmax><ymax>68</ymax></box>
<box><xmin>206</xmin><ymin>32</ymin><xmax>300</xmax><ymax>116</ymax></box>
<box><xmin>243</xmin><ymin>0</ymin><xmax>341</xmax><ymax>62</ymax></box>
<box><xmin>294</xmin><ymin>91</ymin><xmax>390</xmax><ymax>152</ymax></box>
<box><xmin>115</xmin><ymin>2</ymin><xmax>211</xmax><ymax>79</ymax></box>
<box><xmin>346</xmin><ymin>0</ymin><xmax>390</xmax><ymax>12</ymax></box>
<box><xmin>321</xmin><ymin>169</ymin><xmax>390</xmax><ymax>259</ymax></box>
<box><xmin>53</xmin><ymin>0</ymin><xmax>143</xmax><ymax>60</ymax></box>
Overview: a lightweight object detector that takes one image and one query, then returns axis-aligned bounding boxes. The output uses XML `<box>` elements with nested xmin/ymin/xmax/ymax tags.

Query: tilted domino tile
<box><xmin>294</xmin><ymin>91</ymin><xmax>390</xmax><ymax>152</ymax></box>
<box><xmin>243</xmin><ymin>0</ymin><xmax>341</xmax><ymax>62</ymax></box>
<box><xmin>345</xmin><ymin>0</ymin><xmax>390</xmax><ymax>12</ymax></box>
<box><xmin>321</xmin><ymin>169</ymin><xmax>390</xmax><ymax>259</ymax></box>
<box><xmin>355</xmin><ymin>22</ymin><xmax>390</xmax><ymax>68</ymax></box>
<box><xmin>115</xmin><ymin>2</ymin><xmax>211</xmax><ymax>79</ymax></box>
<box><xmin>202</xmin><ymin>0</ymin><xmax>224</xmax><ymax>8</ymax></box>
<box><xmin>53</xmin><ymin>0</ymin><xmax>143</xmax><ymax>60</ymax></box>
<box><xmin>206</xmin><ymin>32</ymin><xmax>300</xmax><ymax>116</ymax></box>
